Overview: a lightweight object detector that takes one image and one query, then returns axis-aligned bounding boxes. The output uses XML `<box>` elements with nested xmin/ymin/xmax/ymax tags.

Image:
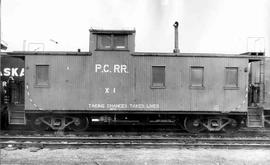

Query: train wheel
<box><xmin>176</xmin><ymin>119</ymin><xmax>185</xmax><ymax>131</ymax></box>
<box><xmin>222</xmin><ymin>118</ymin><xmax>239</xmax><ymax>133</ymax></box>
<box><xmin>70</xmin><ymin>117</ymin><xmax>89</xmax><ymax>131</ymax></box>
<box><xmin>184</xmin><ymin>117</ymin><xmax>206</xmax><ymax>133</ymax></box>
<box><xmin>31</xmin><ymin>117</ymin><xmax>50</xmax><ymax>131</ymax></box>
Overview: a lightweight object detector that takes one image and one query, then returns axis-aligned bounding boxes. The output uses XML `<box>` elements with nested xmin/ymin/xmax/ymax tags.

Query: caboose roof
<box><xmin>3</xmin><ymin>51</ymin><xmax>263</xmax><ymax>61</ymax></box>
<box><xmin>7</xmin><ymin>51</ymin><xmax>92</xmax><ymax>56</ymax></box>
<box><xmin>89</xmin><ymin>28</ymin><xmax>135</xmax><ymax>34</ymax></box>
<box><xmin>132</xmin><ymin>52</ymin><xmax>263</xmax><ymax>60</ymax></box>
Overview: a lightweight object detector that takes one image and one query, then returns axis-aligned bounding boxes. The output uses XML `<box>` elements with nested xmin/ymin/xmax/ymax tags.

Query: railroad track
<box><xmin>0</xmin><ymin>130</ymin><xmax>270</xmax><ymax>138</ymax></box>
<box><xmin>1</xmin><ymin>135</ymin><xmax>270</xmax><ymax>149</ymax></box>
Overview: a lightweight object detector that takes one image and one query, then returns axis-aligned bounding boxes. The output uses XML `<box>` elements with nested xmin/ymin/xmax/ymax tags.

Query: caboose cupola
<box><xmin>89</xmin><ymin>29</ymin><xmax>135</xmax><ymax>52</ymax></box>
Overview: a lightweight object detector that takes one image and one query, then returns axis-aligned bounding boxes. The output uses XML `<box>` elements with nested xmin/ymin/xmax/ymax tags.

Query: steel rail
<box><xmin>1</xmin><ymin>128</ymin><xmax>270</xmax><ymax>136</ymax></box>
<box><xmin>1</xmin><ymin>141</ymin><xmax>270</xmax><ymax>149</ymax></box>
<box><xmin>1</xmin><ymin>136</ymin><xmax>270</xmax><ymax>141</ymax></box>
<box><xmin>1</xmin><ymin>136</ymin><xmax>270</xmax><ymax>148</ymax></box>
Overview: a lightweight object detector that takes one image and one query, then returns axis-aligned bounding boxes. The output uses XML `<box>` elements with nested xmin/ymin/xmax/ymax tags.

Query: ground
<box><xmin>1</xmin><ymin>147</ymin><xmax>270</xmax><ymax>165</ymax></box>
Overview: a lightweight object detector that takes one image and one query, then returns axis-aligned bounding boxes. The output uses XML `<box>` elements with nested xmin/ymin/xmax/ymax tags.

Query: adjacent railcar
<box><xmin>0</xmin><ymin>27</ymin><xmax>267</xmax><ymax>133</ymax></box>
<box><xmin>1</xmin><ymin>54</ymin><xmax>25</xmax><ymax>129</ymax></box>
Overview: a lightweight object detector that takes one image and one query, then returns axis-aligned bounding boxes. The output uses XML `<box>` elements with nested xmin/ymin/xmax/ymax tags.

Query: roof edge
<box><xmin>7</xmin><ymin>51</ymin><xmax>92</xmax><ymax>56</ymax></box>
<box><xmin>89</xmin><ymin>28</ymin><xmax>136</xmax><ymax>34</ymax></box>
<box><xmin>132</xmin><ymin>52</ymin><xmax>264</xmax><ymax>59</ymax></box>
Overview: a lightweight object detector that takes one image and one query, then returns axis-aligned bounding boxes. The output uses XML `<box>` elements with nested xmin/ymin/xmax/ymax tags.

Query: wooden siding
<box><xmin>133</xmin><ymin>56</ymin><xmax>248</xmax><ymax>112</ymax></box>
<box><xmin>25</xmin><ymin>55</ymin><xmax>93</xmax><ymax>110</ymax></box>
<box><xmin>25</xmin><ymin>52</ymin><xmax>249</xmax><ymax>113</ymax></box>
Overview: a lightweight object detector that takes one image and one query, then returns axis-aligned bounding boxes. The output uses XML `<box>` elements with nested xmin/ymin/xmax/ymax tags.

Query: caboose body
<box><xmin>1</xmin><ymin>28</ymin><xmax>268</xmax><ymax>132</ymax></box>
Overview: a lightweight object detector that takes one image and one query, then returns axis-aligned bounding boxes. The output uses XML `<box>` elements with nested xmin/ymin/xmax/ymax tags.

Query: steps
<box><xmin>8</xmin><ymin>105</ymin><xmax>26</xmax><ymax>125</ymax></box>
<box><xmin>247</xmin><ymin>108</ymin><xmax>264</xmax><ymax>127</ymax></box>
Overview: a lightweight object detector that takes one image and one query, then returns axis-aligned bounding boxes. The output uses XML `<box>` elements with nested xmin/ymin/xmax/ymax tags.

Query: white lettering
<box><xmin>103</xmin><ymin>64</ymin><xmax>110</xmax><ymax>73</ymax></box>
<box><xmin>3</xmin><ymin>68</ymin><xmax>11</xmax><ymax>76</ymax></box>
<box><xmin>11</xmin><ymin>68</ymin><xmax>18</xmax><ymax>76</ymax></box>
<box><xmin>95</xmin><ymin>64</ymin><xmax>128</xmax><ymax>74</ymax></box>
<box><xmin>89</xmin><ymin>103</ymin><xmax>160</xmax><ymax>110</ymax></box>
<box><xmin>2</xmin><ymin>81</ymin><xmax>7</xmax><ymax>87</ymax></box>
<box><xmin>95</xmin><ymin>64</ymin><xmax>102</xmax><ymax>72</ymax></box>
<box><xmin>121</xmin><ymin>65</ymin><xmax>128</xmax><ymax>73</ymax></box>
<box><xmin>105</xmin><ymin>88</ymin><xmax>110</xmax><ymax>93</ymax></box>
<box><xmin>146</xmin><ymin>104</ymin><xmax>160</xmax><ymax>109</ymax></box>
<box><xmin>89</xmin><ymin>104</ymin><xmax>105</xmax><ymax>109</ymax></box>
<box><xmin>1</xmin><ymin>68</ymin><xmax>24</xmax><ymax>77</ymax></box>
<box><xmin>130</xmin><ymin>104</ymin><xmax>145</xmax><ymax>108</ymax></box>
<box><xmin>107</xmin><ymin>104</ymin><xmax>128</xmax><ymax>109</ymax></box>
<box><xmin>20</xmin><ymin>68</ymin><xmax>25</xmax><ymax>77</ymax></box>
<box><xmin>113</xmin><ymin>65</ymin><xmax>120</xmax><ymax>73</ymax></box>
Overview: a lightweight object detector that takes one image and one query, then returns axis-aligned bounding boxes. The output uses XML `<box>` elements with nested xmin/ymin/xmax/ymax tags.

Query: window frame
<box><xmin>190</xmin><ymin>66</ymin><xmax>204</xmax><ymax>89</ymax></box>
<box><xmin>224</xmin><ymin>67</ymin><xmax>239</xmax><ymax>90</ymax></box>
<box><xmin>96</xmin><ymin>34</ymin><xmax>112</xmax><ymax>50</ymax></box>
<box><xmin>151</xmin><ymin>66</ymin><xmax>166</xmax><ymax>89</ymax></box>
<box><xmin>96</xmin><ymin>34</ymin><xmax>129</xmax><ymax>51</ymax></box>
<box><xmin>113</xmin><ymin>34</ymin><xmax>128</xmax><ymax>50</ymax></box>
<box><xmin>35</xmin><ymin>65</ymin><xmax>50</xmax><ymax>88</ymax></box>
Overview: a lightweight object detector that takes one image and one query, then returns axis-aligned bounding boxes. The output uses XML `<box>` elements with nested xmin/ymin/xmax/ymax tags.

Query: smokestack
<box><xmin>173</xmin><ymin>21</ymin><xmax>180</xmax><ymax>53</ymax></box>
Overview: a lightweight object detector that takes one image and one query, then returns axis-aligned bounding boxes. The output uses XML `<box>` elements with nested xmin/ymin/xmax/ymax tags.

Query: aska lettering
<box><xmin>0</xmin><ymin>68</ymin><xmax>24</xmax><ymax>77</ymax></box>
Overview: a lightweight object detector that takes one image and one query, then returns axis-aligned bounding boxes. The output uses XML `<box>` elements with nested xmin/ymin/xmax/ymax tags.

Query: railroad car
<box><xmin>1</xmin><ymin>23</ymin><xmax>269</xmax><ymax>133</ymax></box>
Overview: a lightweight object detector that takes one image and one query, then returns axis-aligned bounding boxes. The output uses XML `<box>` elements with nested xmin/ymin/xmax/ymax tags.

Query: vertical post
<box><xmin>0</xmin><ymin>0</ymin><xmax>2</xmax><ymax>130</ymax></box>
<box><xmin>0</xmin><ymin>0</ymin><xmax>1</xmax><ymax>51</ymax></box>
<box><xmin>259</xmin><ymin>55</ymin><xmax>265</xmax><ymax>104</ymax></box>
<box><xmin>173</xmin><ymin>21</ymin><xmax>180</xmax><ymax>53</ymax></box>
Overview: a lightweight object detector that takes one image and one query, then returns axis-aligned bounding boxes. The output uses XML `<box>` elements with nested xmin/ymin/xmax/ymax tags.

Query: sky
<box><xmin>1</xmin><ymin>0</ymin><xmax>270</xmax><ymax>55</ymax></box>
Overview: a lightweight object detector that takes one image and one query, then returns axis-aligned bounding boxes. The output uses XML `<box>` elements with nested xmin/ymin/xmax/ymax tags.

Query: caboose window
<box><xmin>97</xmin><ymin>34</ymin><xmax>112</xmax><ymax>49</ymax></box>
<box><xmin>190</xmin><ymin>67</ymin><xmax>204</xmax><ymax>88</ymax></box>
<box><xmin>152</xmin><ymin>66</ymin><xmax>165</xmax><ymax>88</ymax></box>
<box><xmin>225</xmin><ymin>67</ymin><xmax>238</xmax><ymax>88</ymax></box>
<box><xmin>36</xmin><ymin>65</ymin><xmax>49</xmax><ymax>87</ymax></box>
<box><xmin>113</xmin><ymin>35</ymin><xmax>127</xmax><ymax>49</ymax></box>
<box><xmin>96</xmin><ymin>34</ymin><xmax>128</xmax><ymax>50</ymax></box>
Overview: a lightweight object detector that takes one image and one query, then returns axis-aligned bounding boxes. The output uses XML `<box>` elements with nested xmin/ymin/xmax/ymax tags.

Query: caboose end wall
<box><xmin>264</xmin><ymin>57</ymin><xmax>270</xmax><ymax>110</ymax></box>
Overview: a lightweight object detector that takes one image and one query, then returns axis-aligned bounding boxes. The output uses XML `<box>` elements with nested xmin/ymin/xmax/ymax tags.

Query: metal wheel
<box><xmin>184</xmin><ymin>117</ymin><xmax>206</xmax><ymax>133</ymax></box>
<box><xmin>176</xmin><ymin>119</ymin><xmax>185</xmax><ymax>131</ymax></box>
<box><xmin>31</xmin><ymin>117</ymin><xmax>50</xmax><ymax>131</ymax></box>
<box><xmin>70</xmin><ymin>117</ymin><xmax>89</xmax><ymax>131</ymax></box>
<box><xmin>222</xmin><ymin>118</ymin><xmax>239</xmax><ymax>133</ymax></box>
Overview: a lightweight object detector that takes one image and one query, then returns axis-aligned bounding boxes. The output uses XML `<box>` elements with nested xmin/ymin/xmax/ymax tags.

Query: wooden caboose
<box><xmin>1</xmin><ymin>27</ymin><xmax>266</xmax><ymax>133</ymax></box>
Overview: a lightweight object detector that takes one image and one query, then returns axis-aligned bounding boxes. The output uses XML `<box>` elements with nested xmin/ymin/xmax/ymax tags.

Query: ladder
<box><xmin>8</xmin><ymin>104</ymin><xmax>26</xmax><ymax>125</ymax></box>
